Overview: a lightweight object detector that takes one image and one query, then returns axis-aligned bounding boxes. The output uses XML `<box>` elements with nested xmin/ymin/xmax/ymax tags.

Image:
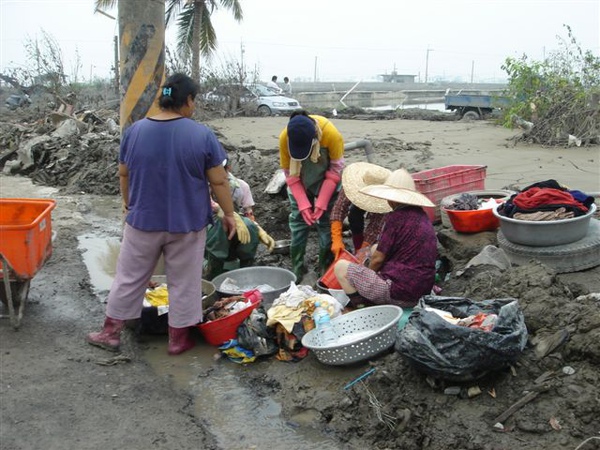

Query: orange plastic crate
<box><xmin>412</xmin><ymin>165</ymin><xmax>487</xmax><ymax>223</ymax></box>
<box><xmin>0</xmin><ymin>198</ymin><xmax>56</xmax><ymax>279</ymax></box>
<box><xmin>319</xmin><ymin>249</ymin><xmax>358</xmax><ymax>290</ymax></box>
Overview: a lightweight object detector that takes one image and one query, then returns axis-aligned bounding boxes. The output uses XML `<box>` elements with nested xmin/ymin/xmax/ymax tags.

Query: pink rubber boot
<box><xmin>87</xmin><ymin>317</ymin><xmax>125</xmax><ymax>352</ymax></box>
<box><xmin>168</xmin><ymin>326</ymin><xmax>195</xmax><ymax>355</ymax></box>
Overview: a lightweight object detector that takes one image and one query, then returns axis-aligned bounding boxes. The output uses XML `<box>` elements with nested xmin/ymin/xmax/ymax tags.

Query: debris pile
<box><xmin>1</xmin><ymin>107</ymin><xmax>121</xmax><ymax>195</ymax></box>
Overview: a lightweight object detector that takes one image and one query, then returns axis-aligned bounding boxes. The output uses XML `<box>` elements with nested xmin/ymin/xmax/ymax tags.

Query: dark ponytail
<box><xmin>158</xmin><ymin>73</ymin><xmax>199</xmax><ymax>110</ymax></box>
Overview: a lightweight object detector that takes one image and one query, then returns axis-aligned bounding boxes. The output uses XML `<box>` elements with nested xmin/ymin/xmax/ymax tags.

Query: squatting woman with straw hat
<box><xmin>333</xmin><ymin>168</ymin><xmax>438</xmax><ymax>314</ymax></box>
<box><xmin>330</xmin><ymin>162</ymin><xmax>391</xmax><ymax>258</ymax></box>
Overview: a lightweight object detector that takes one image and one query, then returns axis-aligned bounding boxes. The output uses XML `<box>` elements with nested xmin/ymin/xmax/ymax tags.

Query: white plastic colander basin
<box><xmin>302</xmin><ymin>305</ymin><xmax>403</xmax><ymax>365</ymax></box>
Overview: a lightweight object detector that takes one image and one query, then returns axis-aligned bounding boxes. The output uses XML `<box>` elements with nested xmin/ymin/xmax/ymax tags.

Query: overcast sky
<box><xmin>1</xmin><ymin>0</ymin><xmax>599</xmax><ymax>84</ymax></box>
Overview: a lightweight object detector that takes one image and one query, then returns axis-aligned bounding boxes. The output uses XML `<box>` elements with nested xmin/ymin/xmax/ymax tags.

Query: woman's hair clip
<box><xmin>162</xmin><ymin>87</ymin><xmax>172</xmax><ymax>96</ymax></box>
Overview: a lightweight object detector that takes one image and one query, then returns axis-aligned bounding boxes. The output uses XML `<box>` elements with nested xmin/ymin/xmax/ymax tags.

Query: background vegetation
<box><xmin>501</xmin><ymin>25</ymin><xmax>600</xmax><ymax>146</ymax></box>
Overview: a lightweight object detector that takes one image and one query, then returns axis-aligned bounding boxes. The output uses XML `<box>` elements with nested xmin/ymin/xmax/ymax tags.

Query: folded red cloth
<box><xmin>513</xmin><ymin>187</ymin><xmax>588</xmax><ymax>212</ymax></box>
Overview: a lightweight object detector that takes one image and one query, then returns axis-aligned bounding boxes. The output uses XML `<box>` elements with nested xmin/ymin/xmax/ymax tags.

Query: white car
<box><xmin>203</xmin><ymin>84</ymin><xmax>302</xmax><ymax>116</ymax></box>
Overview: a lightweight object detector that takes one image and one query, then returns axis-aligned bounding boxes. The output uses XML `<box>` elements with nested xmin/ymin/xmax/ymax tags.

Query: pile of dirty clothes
<box><xmin>446</xmin><ymin>192</ymin><xmax>498</xmax><ymax>212</ymax></box>
<box><xmin>220</xmin><ymin>283</ymin><xmax>346</xmax><ymax>363</ymax></box>
<box><xmin>202</xmin><ymin>295</ymin><xmax>254</xmax><ymax>321</ymax></box>
<box><xmin>499</xmin><ymin>179</ymin><xmax>595</xmax><ymax>221</ymax></box>
<box><xmin>266</xmin><ymin>284</ymin><xmax>344</xmax><ymax>361</ymax></box>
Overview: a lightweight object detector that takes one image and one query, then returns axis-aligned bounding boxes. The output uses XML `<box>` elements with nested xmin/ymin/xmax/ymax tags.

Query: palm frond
<box><xmin>165</xmin><ymin>0</ymin><xmax>185</xmax><ymax>26</ymax></box>
<box><xmin>198</xmin><ymin>3</ymin><xmax>218</xmax><ymax>57</ymax></box>
<box><xmin>175</xmin><ymin>6</ymin><xmax>195</xmax><ymax>55</ymax></box>
<box><xmin>94</xmin><ymin>0</ymin><xmax>117</xmax><ymax>11</ymax></box>
<box><xmin>216</xmin><ymin>0</ymin><xmax>243</xmax><ymax>21</ymax></box>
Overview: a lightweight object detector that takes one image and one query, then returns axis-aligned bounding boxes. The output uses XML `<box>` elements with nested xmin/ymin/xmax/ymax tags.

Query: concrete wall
<box><xmin>289</xmin><ymin>81</ymin><xmax>507</xmax><ymax>109</ymax></box>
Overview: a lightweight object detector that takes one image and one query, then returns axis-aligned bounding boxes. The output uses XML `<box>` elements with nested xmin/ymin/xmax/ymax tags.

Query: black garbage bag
<box><xmin>237</xmin><ymin>306</ymin><xmax>278</xmax><ymax>357</ymax></box>
<box><xmin>396</xmin><ymin>295</ymin><xmax>528</xmax><ymax>382</ymax></box>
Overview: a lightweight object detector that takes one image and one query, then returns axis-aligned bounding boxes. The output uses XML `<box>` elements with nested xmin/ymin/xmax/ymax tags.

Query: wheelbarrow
<box><xmin>0</xmin><ymin>198</ymin><xmax>56</xmax><ymax>329</ymax></box>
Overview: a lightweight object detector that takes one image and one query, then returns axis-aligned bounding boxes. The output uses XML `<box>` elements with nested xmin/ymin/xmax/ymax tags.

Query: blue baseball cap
<box><xmin>287</xmin><ymin>115</ymin><xmax>316</xmax><ymax>161</ymax></box>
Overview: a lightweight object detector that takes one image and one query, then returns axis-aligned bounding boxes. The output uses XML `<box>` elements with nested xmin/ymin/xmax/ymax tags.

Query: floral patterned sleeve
<box><xmin>330</xmin><ymin>188</ymin><xmax>351</xmax><ymax>222</ymax></box>
<box><xmin>364</xmin><ymin>213</ymin><xmax>386</xmax><ymax>245</ymax></box>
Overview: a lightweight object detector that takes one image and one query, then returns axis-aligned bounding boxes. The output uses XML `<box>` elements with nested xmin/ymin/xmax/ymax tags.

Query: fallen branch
<box><xmin>492</xmin><ymin>384</ymin><xmax>551</xmax><ymax>425</ymax></box>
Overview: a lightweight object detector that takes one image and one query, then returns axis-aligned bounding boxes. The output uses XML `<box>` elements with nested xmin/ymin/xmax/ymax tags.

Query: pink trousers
<box><xmin>106</xmin><ymin>224</ymin><xmax>206</xmax><ymax>328</ymax></box>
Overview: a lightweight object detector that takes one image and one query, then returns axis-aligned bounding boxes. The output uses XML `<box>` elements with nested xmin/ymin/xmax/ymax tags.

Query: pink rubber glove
<box><xmin>313</xmin><ymin>170</ymin><xmax>341</xmax><ymax>221</ymax></box>
<box><xmin>286</xmin><ymin>176</ymin><xmax>315</xmax><ymax>226</ymax></box>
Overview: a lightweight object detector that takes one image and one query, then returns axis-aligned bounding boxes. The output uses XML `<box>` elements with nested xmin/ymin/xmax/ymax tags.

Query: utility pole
<box><xmin>470</xmin><ymin>60</ymin><xmax>474</xmax><ymax>84</ymax></box>
<box><xmin>113</xmin><ymin>36</ymin><xmax>120</xmax><ymax>97</ymax></box>
<box><xmin>425</xmin><ymin>47</ymin><xmax>433</xmax><ymax>84</ymax></box>
<box><xmin>314</xmin><ymin>56</ymin><xmax>318</xmax><ymax>83</ymax></box>
<box><xmin>94</xmin><ymin>8</ymin><xmax>120</xmax><ymax>97</ymax></box>
<box><xmin>118</xmin><ymin>0</ymin><xmax>165</xmax><ymax>132</ymax></box>
<box><xmin>240</xmin><ymin>41</ymin><xmax>245</xmax><ymax>83</ymax></box>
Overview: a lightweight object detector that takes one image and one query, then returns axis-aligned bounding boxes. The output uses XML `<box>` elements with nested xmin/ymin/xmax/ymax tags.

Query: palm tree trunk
<box><xmin>119</xmin><ymin>0</ymin><xmax>165</xmax><ymax>131</ymax></box>
<box><xmin>191</xmin><ymin>0</ymin><xmax>203</xmax><ymax>82</ymax></box>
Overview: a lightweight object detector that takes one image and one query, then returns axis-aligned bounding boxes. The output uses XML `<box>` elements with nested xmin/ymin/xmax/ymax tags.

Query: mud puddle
<box><xmin>142</xmin><ymin>341</ymin><xmax>341</xmax><ymax>449</ymax></box>
<box><xmin>77</xmin><ymin>234</ymin><xmax>120</xmax><ymax>295</ymax></box>
<box><xmin>78</xmin><ymin>232</ymin><xmax>342</xmax><ymax>449</ymax></box>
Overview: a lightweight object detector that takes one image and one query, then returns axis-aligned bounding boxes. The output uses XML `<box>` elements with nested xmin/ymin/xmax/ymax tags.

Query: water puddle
<box><xmin>77</xmin><ymin>234</ymin><xmax>121</xmax><ymax>295</ymax></box>
<box><xmin>78</xmin><ymin>232</ymin><xmax>343</xmax><ymax>449</ymax></box>
<box><xmin>143</xmin><ymin>341</ymin><xmax>341</xmax><ymax>449</ymax></box>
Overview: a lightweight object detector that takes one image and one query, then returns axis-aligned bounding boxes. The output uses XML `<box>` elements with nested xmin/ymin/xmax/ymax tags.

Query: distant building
<box><xmin>378</xmin><ymin>71</ymin><xmax>416</xmax><ymax>83</ymax></box>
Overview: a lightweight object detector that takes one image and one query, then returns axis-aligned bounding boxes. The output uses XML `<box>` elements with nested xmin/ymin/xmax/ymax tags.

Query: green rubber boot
<box><xmin>290</xmin><ymin>245</ymin><xmax>306</xmax><ymax>281</ymax></box>
<box><xmin>318</xmin><ymin>247</ymin><xmax>334</xmax><ymax>277</ymax></box>
<box><xmin>204</xmin><ymin>255</ymin><xmax>225</xmax><ymax>281</ymax></box>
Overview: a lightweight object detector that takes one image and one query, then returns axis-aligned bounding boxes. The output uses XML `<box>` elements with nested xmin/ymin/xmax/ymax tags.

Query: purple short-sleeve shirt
<box><xmin>120</xmin><ymin>117</ymin><xmax>226</xmax><ymax>233</ymax></box>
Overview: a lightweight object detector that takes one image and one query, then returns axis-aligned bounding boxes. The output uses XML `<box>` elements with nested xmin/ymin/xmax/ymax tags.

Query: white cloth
<box><xmin>228</xmin><ymin>173</ymin><xmax>255</xmax><ymax>210</ymax></box>
<box><xmin>266</xmin><ymin>80</ymin><xmax>281</xmax><ymax>93</ymax></box>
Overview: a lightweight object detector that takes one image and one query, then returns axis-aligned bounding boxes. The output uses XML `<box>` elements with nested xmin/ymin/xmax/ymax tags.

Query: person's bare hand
<box><xmin>222</xmin><ymin>214</ymin><xmax>236</xmax><ymax>240</ymax></box>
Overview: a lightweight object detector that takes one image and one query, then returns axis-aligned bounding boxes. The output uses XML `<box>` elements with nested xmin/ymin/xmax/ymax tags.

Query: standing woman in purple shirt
<box><xmin>333</xmin><ymin>168</ymin><xmax>437</xmax><ymax>309</ymax></box>
<box><xmin>87</xmin><ymin>73</ymin><xmax>236</xmax><ymax>355</ymax></box>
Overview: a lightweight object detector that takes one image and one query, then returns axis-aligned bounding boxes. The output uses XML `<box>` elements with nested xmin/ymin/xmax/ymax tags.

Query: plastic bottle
<box><xmin>313</xmin><ymin>301</ymin><xmax>338</xmax><ymax>346</ymax></box>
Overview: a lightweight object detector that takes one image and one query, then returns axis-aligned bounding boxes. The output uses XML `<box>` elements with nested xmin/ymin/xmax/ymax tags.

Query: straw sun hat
<box><xmin>342</xmin><ymin>162</ymin><xmax>392</xmax><ymax>214</ymax></box>
<box><xmin>360</xmin><ymin>168</ymin><xmax>435</xmax><ymax>208</ymax></box>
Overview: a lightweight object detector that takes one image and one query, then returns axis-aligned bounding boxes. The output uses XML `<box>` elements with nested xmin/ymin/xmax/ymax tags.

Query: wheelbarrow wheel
<box><xmin>0</xmin><ymin>280</ymin><xmax>30</xmax><ymax>309</ymax></box>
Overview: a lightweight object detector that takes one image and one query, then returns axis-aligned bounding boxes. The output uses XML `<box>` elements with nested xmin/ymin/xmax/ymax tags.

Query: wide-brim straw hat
<box><xmin>342</xmin><ymin>162</ymin><xmax>392</xmax><ymax>213</ymax></box>
<box><xmin>359</xmin><ymin>168</ymin><xmax>435</xmax><ymax>208</ymax></box>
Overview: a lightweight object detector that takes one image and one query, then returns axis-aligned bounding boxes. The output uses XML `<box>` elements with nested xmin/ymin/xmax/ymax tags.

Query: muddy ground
<box><xmin>1</xmin><ymin>104</ymin><xmax>600</xmax><ymax>450</ymax></box>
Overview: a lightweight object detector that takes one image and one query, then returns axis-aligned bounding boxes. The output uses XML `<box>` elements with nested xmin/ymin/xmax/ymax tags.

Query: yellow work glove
<box><xmin>233</xmin><ymin>212</ymin><xmax>251</xmax><ymax>244</ymax></box>
<box><xmin>330</xmin><ymin>220</ymin><xmax>345</xmax><ymax>258</ymax></box>
<box><xmin>256</xmin><ymin>224</ymin><xmax>275</xmax><ymax>252</ymax></box>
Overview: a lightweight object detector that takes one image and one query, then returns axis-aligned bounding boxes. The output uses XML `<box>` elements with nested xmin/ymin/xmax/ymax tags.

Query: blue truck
<box><xmin>444</xmin><ymin>93</ymin><xmax>511</xmax><ymax>120</ymax></box>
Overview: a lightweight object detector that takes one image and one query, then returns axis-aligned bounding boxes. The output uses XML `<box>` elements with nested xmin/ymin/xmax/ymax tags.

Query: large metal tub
<box><xmin>211</xmin><ymin>266</ymin><xmax>297</xmax><ymax>308</ymax></box>
<box><xmin>493</xmin><ymin>203</ymin><xmax>596</xmax><ymax>246</ymax></box>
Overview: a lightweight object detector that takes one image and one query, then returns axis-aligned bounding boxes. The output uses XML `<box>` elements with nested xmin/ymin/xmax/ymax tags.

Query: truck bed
<box><xmin>445</xmin><ymin>94</ymin><xmax>510</xmax><ymax>109</ymax></box>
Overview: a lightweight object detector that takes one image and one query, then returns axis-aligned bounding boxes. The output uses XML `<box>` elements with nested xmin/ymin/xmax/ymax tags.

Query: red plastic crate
<box><xmin>412</xmin><ymin>165</ymin><xmax>486</xmax><ymax>223</ymax></box>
